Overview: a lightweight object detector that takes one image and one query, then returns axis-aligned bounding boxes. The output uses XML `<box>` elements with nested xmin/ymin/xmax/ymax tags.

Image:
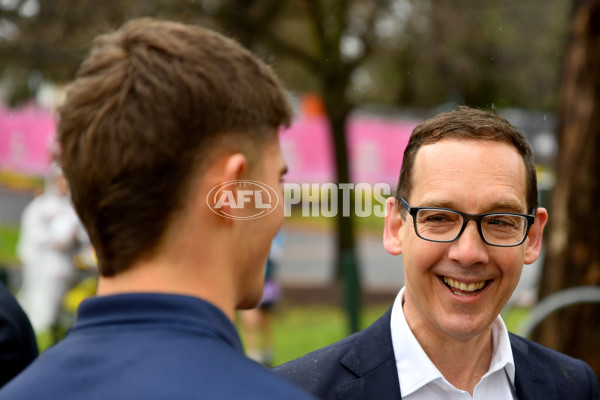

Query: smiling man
<box><xmin>274</xmin><ymin>107</ymin><xmax>600</xmax><ymax>399</ymax></box>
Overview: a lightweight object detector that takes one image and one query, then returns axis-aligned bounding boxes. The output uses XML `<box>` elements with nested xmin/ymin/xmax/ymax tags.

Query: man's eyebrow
<box><xmin>417</xmin><ymin>199</ymin><xmax>456</xmax><ymax>209</ymax></box>
<box><xmin>488</xmin><ymin>200</ymin><xmax>528</xmax><ymax>214</ymax></box>
<box><xmin>416</xmin><ymin>199</ymin><xmax>527</xmax><ymax>213</ymax></box>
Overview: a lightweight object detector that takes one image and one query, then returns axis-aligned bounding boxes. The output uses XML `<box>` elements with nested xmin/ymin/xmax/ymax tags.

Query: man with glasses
<box><xmin>275</xmin><ymin>107</ymin><xmax>600</xmax><ymax>399</ymax></box>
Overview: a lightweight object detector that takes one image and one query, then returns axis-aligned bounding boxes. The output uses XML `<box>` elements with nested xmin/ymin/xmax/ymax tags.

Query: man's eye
<box><xmin>487</xmin><ymin>216</ymin><xmax>522</xmax><ymax>229</ymax></box>
<box><xmin>427</xmin><ymin>215</ymin><xmax>449</xmax><ymax>222</ymax></box>
<box><xmin>421</xmin><ymin>212</ymin><xmax>456</xmax><ymax>224</ymax></box>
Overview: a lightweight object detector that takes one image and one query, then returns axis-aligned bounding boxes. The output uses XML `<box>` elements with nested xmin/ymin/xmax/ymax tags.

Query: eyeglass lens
<box><xmin>415</xmin><ymin>209</ymin><xmax>528</xmax><ymax>246</ymax></box>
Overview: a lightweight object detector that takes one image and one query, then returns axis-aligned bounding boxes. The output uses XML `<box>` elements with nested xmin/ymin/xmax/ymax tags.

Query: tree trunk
<box><xmin>534</xmin><ymin>0</ymin><xmax>600</xmax><ymax>379</ymax></box>
<box><xmin>322</xmin><ymin>83</ymin><xmax>362</xmax><ymax>334</ymax></box>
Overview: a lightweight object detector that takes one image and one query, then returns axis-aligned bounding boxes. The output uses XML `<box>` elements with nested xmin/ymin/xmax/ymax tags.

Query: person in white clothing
<box><xmin>17</xmin><ymin>162</ymin><xmax>87</xmax><ymax>344</ymax></box>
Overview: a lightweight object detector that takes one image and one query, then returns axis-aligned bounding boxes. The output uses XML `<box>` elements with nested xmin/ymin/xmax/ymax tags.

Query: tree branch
<box><xmin>306</xmin><ymin>0</ymin><xmax>330</xmax><ymax>59</ymax></box>
<box><xmin>216</xmin><ymin>6</ymin><xmax>322</xmax><ymax>73</ymax></box>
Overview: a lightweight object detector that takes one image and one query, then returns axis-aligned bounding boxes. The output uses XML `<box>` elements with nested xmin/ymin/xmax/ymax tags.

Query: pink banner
<box><xmin>0</xmin><ymin>104</ymin><xmax>418</xmax><ymax>185</ymax></box>
<box><xmin>0</xmin><ymin>106</ymin><xmax>56</xmax><ymax>176</ymax></box>
<box><xmin>281</xmin><ymin>116</ymin><xmax>418</xmax><ymax>185</ymax></box>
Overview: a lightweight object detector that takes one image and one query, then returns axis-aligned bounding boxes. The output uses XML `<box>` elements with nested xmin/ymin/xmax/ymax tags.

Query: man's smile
<box><xmin>442</xmin><ymin>276</ymin><xmax>488</xmax><ymax>296</ymax></box>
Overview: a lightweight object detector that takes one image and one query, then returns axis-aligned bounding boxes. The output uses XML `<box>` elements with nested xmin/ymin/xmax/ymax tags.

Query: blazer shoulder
<box><xmin>510</xmin><ymin>333</ymin><xmax>600</xmax><ymax>399</ymax></box>
<box><xmin>510</xmin><ymin>333</ymin><xmax>592</xmax><ymax>370</ymax></box>
<box><xmin>273</xmin><ymin>332</ymin><xmax>359</xmax><ymax>394</ymax></box>
<box><xmin>273</xmin><ymin>308</ymin><xmax>396</xmax><ymax>400</ymax></box>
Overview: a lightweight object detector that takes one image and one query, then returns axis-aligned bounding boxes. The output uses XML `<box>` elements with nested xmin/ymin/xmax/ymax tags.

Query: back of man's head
<box><xmin>58</xmin><ymin>18</ymin><xmax>292</xmax><ymax>276</ymax></box>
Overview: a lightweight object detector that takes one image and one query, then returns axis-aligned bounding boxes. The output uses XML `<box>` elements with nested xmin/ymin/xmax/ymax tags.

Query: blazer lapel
<box><xmin>331</xmin><ymin>316</ymin><xmax>559</xmax><ymax>400</ymax></box>
<box><xmin>510</xmin><ymin>333</ymin><xmax>556</xmax><ymax>400</ymax></box>
<box><xmin>331</xmin><ymin>312</ymin><xmax>562</xmax><ymax>400</ymax></box>
<box><xmin>335</xmin><ymin>309</ymin><xmax>402</xmax><ymax>400</ymax></box>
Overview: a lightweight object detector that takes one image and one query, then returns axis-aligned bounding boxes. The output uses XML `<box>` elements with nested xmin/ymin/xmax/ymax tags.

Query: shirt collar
<box><xmin>73</xmin><ymin>292</ymin><xmax>244</xmax><ymax>353</ymax></box>
<box><xmin>487</xmin><ymin>313</ymin><xmax>515</xmax><ymax>383</ymax></box>
<box><xmin>390</xmin><ymin>287</ymin><xmax>515</xmax><ymax>397</ymax></box>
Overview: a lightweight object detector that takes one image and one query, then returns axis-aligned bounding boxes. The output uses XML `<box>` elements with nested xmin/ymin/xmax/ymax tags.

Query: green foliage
<box><xmin>0</xmin><ymin>0</ymin><xmax>569</xmax><ymax>110</ymax></box>
<box><xmin>0</xmin><ymin>224</ymin><xmax>20</xmax><ymax>266</ymax></box>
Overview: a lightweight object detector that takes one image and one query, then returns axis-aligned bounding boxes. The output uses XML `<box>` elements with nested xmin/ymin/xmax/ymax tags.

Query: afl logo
<box><xmin>206</xmin><ymin>180</ymin><xmax>280</xmax><ymax>220</ymax></box>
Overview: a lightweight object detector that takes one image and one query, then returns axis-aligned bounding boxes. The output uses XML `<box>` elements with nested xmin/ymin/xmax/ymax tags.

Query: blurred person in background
<box><xmin>275</xmin><ymin>107</ymin><xmax>600</xmax><ymax>400</ymax></box>
<box><xmin>16</xmin><ymin>162</ymin><xmax>88</xmax><ymax>350</ymax></box>
<box><xmin>0</xmin><ymin>281</ymin><xmax>37</xmax><ymax>387</ymax></box>
<box><xmin>0</xmin><ymin>18</ymin><xmax>316</xmax><ymax>400</ymax></box>
<box><xmin>240</xmin><ymin>230</ymin><xmax>284</xmax><ymax>366</ymax></box>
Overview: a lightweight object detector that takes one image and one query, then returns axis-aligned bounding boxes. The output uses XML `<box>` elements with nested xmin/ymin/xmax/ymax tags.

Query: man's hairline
<box><xmin>398</xmin><ymin>137</ymin><xmax>535</xmax><ymax>213</ymax></box>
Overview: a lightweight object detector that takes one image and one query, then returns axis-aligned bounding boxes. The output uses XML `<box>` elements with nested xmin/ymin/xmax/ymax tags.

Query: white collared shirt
<box><xmin>390</xmin><ymin>287</ymin><xmax>516</xmax><ymax>399</ymax></box>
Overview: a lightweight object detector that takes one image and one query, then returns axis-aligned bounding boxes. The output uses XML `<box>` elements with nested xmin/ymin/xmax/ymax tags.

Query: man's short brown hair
<box><xmin>396</xmin><ymin>106</ymin><xmax>538</xmax><ymax>211</ymax></box>
<box><xmin>58</xmin><ymin>18</ymin><xmax>292</xmax><ymax>276</ymax></box>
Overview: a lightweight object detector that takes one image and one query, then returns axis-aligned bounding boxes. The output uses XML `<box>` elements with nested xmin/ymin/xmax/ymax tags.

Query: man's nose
<box><xmin>447</xmin><ymin>220</ymin><xmax>490</xmax><ymax>266</ymax></box>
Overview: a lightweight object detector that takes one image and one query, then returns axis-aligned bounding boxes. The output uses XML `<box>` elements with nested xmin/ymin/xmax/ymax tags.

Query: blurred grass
<box><xmin>270</xmin><ymin>303</ymin><xmax>390</xmax><ymax>366</ymax></box>
<box><xmin>501</xmin><ymin>306</ymin><xmax>531</xmax><ymax>333</ymax></box>
<box><xmin>246</xmin><ymin>302</ymin><xmax>531</xmax><ymax>366</ymax></box>
<box><xmin>237</xmin><ymin>302</ymin><xmax>389</xmax><ymax>366</ymax></box>
<box><xmin>0</xmin><ymin>224</ymin><xmax>19</xmax><ymax>265</ymax></box>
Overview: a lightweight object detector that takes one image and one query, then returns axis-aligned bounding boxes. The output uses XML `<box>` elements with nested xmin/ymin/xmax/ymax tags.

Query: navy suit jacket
<box><xmin>274</xmin><ymin>309</ymin><xmax>600</xmax><ymax>400</ymax></box>
<box><xmin>0</xmin><ymin>282</ymin><xmax>38</xmax><ymax>387</ymax></box>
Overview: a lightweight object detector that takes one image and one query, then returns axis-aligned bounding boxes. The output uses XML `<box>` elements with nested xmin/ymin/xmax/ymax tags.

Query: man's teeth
<box><xmin>443</xmin><ymin>277</ymin><xmax>486</xmax><ymax>293</ymax></box>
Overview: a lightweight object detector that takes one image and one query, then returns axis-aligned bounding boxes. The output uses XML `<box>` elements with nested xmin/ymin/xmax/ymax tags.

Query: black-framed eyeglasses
<box><xmin>400</xmin><ymin>198</ymin><xmax>535</xmax><ymax>247</ymax></box>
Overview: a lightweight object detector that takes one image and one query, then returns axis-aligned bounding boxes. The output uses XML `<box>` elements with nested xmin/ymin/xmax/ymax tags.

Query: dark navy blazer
<box><xmin>274</xmin><ymin>309</ymin><xmax>600</xmax><ymax>400</ymax></box>
<box><xmin>0</xmin><ymin>282</ymin><xmax>38</xmax><ymax>387</ymax></box>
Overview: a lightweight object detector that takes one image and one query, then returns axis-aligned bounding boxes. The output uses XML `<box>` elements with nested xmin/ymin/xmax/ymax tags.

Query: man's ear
<box><xmin>383</xmin><ymin>197</ymin><xmax>404</xmax><ymax>255</ymax></box>
<box><xmin>207</xmin><ymin>153</ymin><xmax>248</xmax><ymax>222</ymax></box>
<box><xmin>222</xmin><ymin>153</ymin><xmax>248</xmax><ymax>182</ymax></box>
<box><xmin>524</xmin><ymin>207</ymin><xmax>548</xmax><ymax>265</ymax></box>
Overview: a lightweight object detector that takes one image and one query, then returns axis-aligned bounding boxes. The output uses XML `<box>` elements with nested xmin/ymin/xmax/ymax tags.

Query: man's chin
<box><xmin>236</xmin><ymin>291</ymin><xmax>264</xmax><ymax>310</ymax></box>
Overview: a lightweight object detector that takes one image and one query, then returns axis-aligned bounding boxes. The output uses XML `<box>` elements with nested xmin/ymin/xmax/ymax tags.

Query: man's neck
<box><xmin>402</xmin><ymin>298</ymin><xmax>494</xmax><ymax>395</ymax></box>
<box><xmin>96</xmin><ymin>256</ymin><xmax>237</xmax><ymax>321</ymax></box>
